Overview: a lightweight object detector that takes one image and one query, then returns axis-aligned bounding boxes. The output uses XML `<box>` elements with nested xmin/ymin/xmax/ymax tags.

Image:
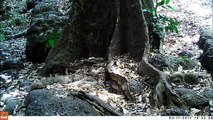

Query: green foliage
<box><xmin>48</xmin><ymin>39</ymin><xmax>56</xmax><ymax>48</ymax></box>
<box><xmin>144</xmin><ymin>0</ymin><xmax>180</xmax><ymax>37</ymax></box>
<box><xmin>180</xmin><ymin>56</ymin><xmax>194</xmax><ymax>69</ymax></box>
<box><xmin>10</xmin><ymin>18</ymin><xmax>16</xmax><ymax>27</ymax></box>
<box><xmin>180</xmin><ymin>56</ymin><xmax>189</xmax><ymax>62</ymax></box>
<box><xmin>44</xmin><ymin>31</ymin><xmax>62</xmax><ymax>48</ymax></box>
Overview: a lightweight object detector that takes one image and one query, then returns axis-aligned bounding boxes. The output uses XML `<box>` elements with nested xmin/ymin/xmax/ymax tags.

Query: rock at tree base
<box><xmin>25</xmin><ymin>89</ymin><xmax>101</xmax><ymax>116</ymax></box>
<box><xmin>25</xmin><ymin>0</ymin><xmax>70</xmax><ymax>63</ymax></box>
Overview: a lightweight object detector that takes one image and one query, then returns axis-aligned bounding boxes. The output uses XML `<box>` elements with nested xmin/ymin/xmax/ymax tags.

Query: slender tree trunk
<box><xmin>141</xmin><ymin>0</ymin><xmax>163</xmax><ymax>53</ymax></box>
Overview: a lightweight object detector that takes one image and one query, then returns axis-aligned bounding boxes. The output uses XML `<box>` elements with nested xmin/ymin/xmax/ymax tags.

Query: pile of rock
<box><xmin>198</xmin><ymin>27</ymin><xmax>213</xmax><ymax>74</ymax></box>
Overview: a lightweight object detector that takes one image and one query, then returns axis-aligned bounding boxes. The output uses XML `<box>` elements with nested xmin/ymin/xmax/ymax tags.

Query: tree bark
<box><xmin>108</xmin><ymin>0</ymin><xmax>149</xmax><ymax>60</ymax></box>
<box><xmin>40</xmin><ymin>0</ymin><xmax>116</xmax><ymax>75</ymax></box>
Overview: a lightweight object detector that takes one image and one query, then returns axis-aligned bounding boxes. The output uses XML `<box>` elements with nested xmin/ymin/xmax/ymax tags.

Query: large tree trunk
<box><xmin>40</xmin><ymin>0</ymin><xmax>148</xmax><ymax>75</ymax></box>
<box><xmin>40</xmin><ymin>0</ymin><xmax>185</xmax><ymax>109</ymax></box>
<box><xmin>40</xmin><ymin>0</ymin><xmax>116</xmax><ymax>75</ymax></box>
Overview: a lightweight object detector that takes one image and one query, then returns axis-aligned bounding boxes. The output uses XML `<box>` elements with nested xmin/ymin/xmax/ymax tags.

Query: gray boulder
<box><xmin>148</xmin><ymin>54</ymin><xmax>198</xmax><ymax>71</ymax></box>
<box><xmin>25</xmin><ymin>0</ymin><xmax>70</xmax><ymax>63</ymax></box>
<box><xmin>198</xmin><ymin>27</ymin><xmax>213</xmax><ymax>50</ymax></box>
<box><xmin>25</xmin><ymin>89</ymin><xmax>101</xmax><ymax>116</ymax></box>
<box><xmin>175</xmin><ymin>88</ymin><xmax>209</xmax><ymax>108</ymax></box>
<box><xmin>201</xmin><ymin>88</ymin><xmax>213</xmax><ymax>100</ymax></box>
<box><xmin>178</xmin><ymin>50</ymin><xmax>194</xmax><ymax>58</ymax></box>
<box><xmin>161</xmin><ymin>108</ymin><xmax>189</xmax><ymax>116</ymax></box>
<box><xmin>3</xmin><ymin>98</ymin><xmax>18</xmax><ymax>115</ymax></box>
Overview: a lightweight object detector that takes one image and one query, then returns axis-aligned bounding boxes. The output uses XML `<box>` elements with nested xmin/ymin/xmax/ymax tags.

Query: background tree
<box><xmin>142</xmin><ymin>0</ymin><xmax>163</xmax><ymax>52</ymax></box>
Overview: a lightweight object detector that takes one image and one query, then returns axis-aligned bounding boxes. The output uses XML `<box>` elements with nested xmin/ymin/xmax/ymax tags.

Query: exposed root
<box><xmin>138</xmin><ymin>57</ymin><xmax>187</xmax><ymax>108</ymax></box>
<box><xmin>105</xmin><ymin>59</ymin><xmax>134</xmax><ymax>101</ymax></box>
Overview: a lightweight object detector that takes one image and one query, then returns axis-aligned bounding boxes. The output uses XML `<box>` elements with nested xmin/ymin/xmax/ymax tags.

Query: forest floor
<box><xmin>0</xmin><ymin>0</ymin><xmax>212</xmax><ymax>116</ymax></box>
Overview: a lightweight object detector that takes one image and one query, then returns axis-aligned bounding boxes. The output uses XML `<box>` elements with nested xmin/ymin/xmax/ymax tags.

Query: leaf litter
<box><xmin>0</xmin><ymin>0</ymin><xmax>213</xmax><ymax>116</ymax></box>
